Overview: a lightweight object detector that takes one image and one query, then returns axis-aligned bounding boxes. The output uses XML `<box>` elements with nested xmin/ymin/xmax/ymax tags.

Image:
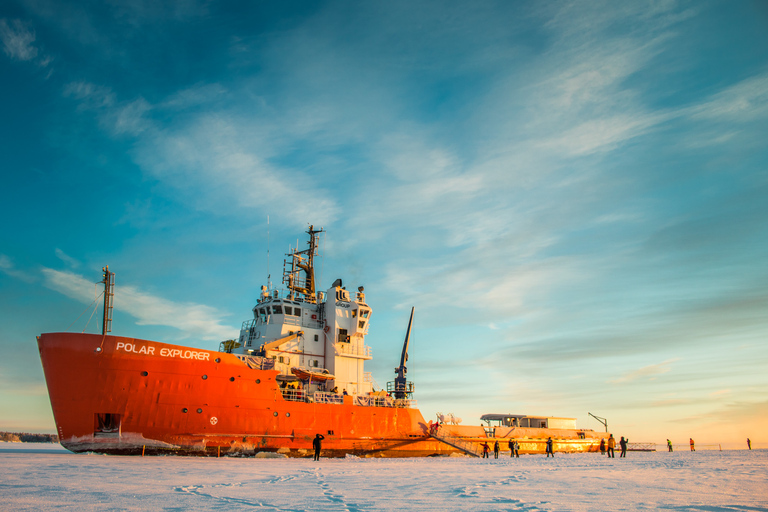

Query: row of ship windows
<box><xmin>257</xmin><ymin>305</ymin><xmax>304</xmax><ymax>319</ymax></box>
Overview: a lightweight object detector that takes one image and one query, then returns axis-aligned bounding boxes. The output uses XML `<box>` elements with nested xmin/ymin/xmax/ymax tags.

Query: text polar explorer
<box><xmin>115</xmin><ymin>341</ymin><xmax>211</xmax><ymax>361</ymax></box>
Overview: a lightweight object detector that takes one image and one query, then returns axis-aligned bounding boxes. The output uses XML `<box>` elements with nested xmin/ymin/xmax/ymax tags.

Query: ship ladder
<box><xmin>430</xmin><ymin>426</ymin><xmax>482</xmax><ymax>458</ymax></box>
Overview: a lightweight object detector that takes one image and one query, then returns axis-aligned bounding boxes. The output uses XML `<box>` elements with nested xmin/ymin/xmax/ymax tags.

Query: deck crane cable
<box><xmin>82</xmin><ymin>289</ymin><xmax>104</xmax><ymax>333</ymax></box>
<box><xmin>82</xmin><ymin>302</ymin><xmax>101</xmax><ymax>333</ymax></box>
<box><xmin>65</xmin><ymin>288</ymin><xmax>105</xmax><ymax>332</ymax></box>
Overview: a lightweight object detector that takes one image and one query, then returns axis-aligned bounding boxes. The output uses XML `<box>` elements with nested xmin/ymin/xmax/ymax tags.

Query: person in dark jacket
<box><xmin>493</xmin><ymin>440</ymin><xmax>500</xmax><ymax>459</ymax></box>
<box><xmin>600</xmin><ymin>438</ymin><xmax>606</xmax><ymax>455</ymax></box>
<box><xmin>619</xmin><ymin>436</ymin><xmax>628</xmax><ymax>457</ymax></box>
<box><xmin>313</xmin><ymin>433</ymin><xmax>325</xmax><ymax>461</ymax></box>
<box><xmin>509</xmin><ymin>439</ymin><xmax>519</xmax><ymax>458</ymax></box>
<box><xmin>546</xmin><ymin>437</ymin><xmax>554</xmax><ymax>457</ymax></box>
<box><xmin>481</xmin><ymin>442</ymin><xmax>490</xmax><ymax>458</ymax></box>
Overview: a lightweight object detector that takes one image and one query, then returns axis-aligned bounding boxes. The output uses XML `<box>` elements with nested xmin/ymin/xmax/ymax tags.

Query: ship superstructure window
<box><xmin>338</xmin><ymin>328</ymin><xmax>349</xmax><ymax>343</ymax></box>
<box><xmin>284</xmin><ymin>306</ymin><xmax>292</xmax><ymax>315</ymax></box>
<box><xmin>258</xmin><ymin>308</ymin><xmax>268</xmax><ymax>322</ymax></box>
<box><xmin>272</xmin><ymin>306</ymin><xmax>282</xmax><ymax>314</ymax></box>
<box><xmin>292</xmin><ymin>308</ymin><xmax>301</xmax><ymax>316</ymax></box>
<box><xmin>360</xmin><ymin>309</ymin><xmax>370</xmax><ymax>319</ymax></box>
<box><xmin>314</xmin><ymin>334</ymin><xmax>319</xmax><ymax>341</ymax></box>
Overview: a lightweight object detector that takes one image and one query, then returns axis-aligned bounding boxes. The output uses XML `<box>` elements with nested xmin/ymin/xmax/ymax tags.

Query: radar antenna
<box><xmin>283</xmin><ymin>225</ymin><xmax>323</xmax><ymax>303</ymax></box>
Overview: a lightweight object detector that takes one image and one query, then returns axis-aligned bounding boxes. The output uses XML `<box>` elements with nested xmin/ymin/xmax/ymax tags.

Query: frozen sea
<box><xmin>1</xmin><ymin>443</ymin><xmax>766</xmax><ymax>511</ymax></box>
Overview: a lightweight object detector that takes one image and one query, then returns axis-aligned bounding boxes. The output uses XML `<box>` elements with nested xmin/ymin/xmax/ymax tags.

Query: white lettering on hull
<box><xmin>115</xmin><ymin>341</ymin><xmax>210</xmax><ymax>361</ymax></box>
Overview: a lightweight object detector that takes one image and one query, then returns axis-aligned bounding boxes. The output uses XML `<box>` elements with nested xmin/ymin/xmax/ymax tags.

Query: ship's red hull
<box><xmin>37</xmin><ymin>332</ymin><xmax>457</xmax><ymax>457</ymax></box>
<box><xmin>38</xmin><ymin>332</ymin><xmax>606</xmax><ymax>457</ymax></box>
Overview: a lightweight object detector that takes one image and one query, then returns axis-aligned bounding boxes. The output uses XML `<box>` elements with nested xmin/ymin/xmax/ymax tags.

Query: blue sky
<box><xmin>1</xmin><ymin>1</ymin><xmax>766</xmax><ymax>447</ymax></box>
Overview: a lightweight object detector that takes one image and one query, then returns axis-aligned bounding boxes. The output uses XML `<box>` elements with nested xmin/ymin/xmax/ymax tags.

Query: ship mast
<box><xmin>101</xmin><ymin>266</ymin><xmax>114</xmax><ymax>335</ymax></box>
<box><xmin>283</xmin><ymin>225</ymin><xmax>323</xmax><ymax>303</ymax></box>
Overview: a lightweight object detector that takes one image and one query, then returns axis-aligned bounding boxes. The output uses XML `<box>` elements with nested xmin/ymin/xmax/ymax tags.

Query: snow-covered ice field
<box><xmin>1</xmin><ymin>443</ymin><xmax>766</xmax><ymax>511</ymax></box>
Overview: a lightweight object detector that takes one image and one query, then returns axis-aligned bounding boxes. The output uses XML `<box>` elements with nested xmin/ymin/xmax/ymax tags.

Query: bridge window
<box><xmin>272</xmin><ymin>306</ymin><xmax>282</xmax><ymax>314</ymax></box>
<box><xmin>360</xmin><ymin>309</ymin><xmax>370</xmax><ymax>319</ymax></box>
<box><xmin>338</xmin><ymin>329</ymin><xmax>349</xmax><ymax>343</ymax></box>
<box><xmin>284</xmin><ymin>306</ymin><xmax>292</xmax><ymax>315</ymax></box>
<box><xmin>292</xmin><ymin>308</ymin><xmax>301</xmax><ymax>316</ymax></box>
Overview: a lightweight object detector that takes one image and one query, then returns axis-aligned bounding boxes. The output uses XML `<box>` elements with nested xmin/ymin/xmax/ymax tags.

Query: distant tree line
<box><xmin>1</xmin><ymin>431</ymin><xmax>59</xmax><ymax>443</ymax></box>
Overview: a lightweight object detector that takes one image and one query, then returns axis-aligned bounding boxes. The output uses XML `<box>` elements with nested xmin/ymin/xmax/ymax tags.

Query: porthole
<box><xmin>273</xmin><ymin>411</ymin><xmax>278</xmax><ymax>417</ymax></box>
<box><xmin>182</xmin><ymin>408</ymin><xmax>188</xmax><ymax>413</ymax></box>
<box><xmin>229</xmin><ymin>377</ymin><xmax>235</xmax><ymax>382</ymax></box>
<box><xmin>141</xmin><ymin>371</ymin><xmax>148</xmax><ymax>377</ymax></box>
<box><xmin>215</xmin><ymin>357</ymin><xmax>221</xmax><ymax>363</ymax></box>
<box><xmin>255</xmin><ymin>379</ymin><xmax>261</xmax><ymax>384</ymax></box>
<box><xmin>286</xmin><ymin>412</ymin><xmax>291</xmax><ymax>418</ymax></box>
<box><xmin>197</xmin><ymin>408</ymin><xmax>203</xmax><ymax>414</ymax></box>
<box><xmin>202</xmin><ymin>375</ymin><xmax>208</xmax><ymax>380</ymax></box>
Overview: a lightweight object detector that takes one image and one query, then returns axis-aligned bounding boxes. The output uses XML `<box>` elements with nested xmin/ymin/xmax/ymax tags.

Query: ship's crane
<box><xmin>389</xmin><ymin>307</ymin><xmax>415</xmax><ymax>399</ymax></box>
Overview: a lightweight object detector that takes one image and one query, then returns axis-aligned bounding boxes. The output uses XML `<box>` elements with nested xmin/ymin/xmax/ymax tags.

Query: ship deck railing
<box><xmin>278</xmin><ymin>389</ymin><xmax>415</xmax><ymax>408</ymax></box>
<box><xmin>336</xmin><ymin>343</ymin><xmax>372</xmax><ymax>358</ymax></box>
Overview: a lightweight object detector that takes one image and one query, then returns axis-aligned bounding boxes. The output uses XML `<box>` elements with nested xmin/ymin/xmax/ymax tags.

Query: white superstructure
<box><xmin>227</xmin><ymin>226</ymin><xmax>374</xmax><ymax>396</ymax></box>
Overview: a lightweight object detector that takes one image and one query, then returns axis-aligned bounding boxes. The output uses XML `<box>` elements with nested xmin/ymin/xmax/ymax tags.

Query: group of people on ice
<box><xmin>598</xmin><ymin>434</ymin><xmax>628</xmax><ymax>457</ymax></box>
<box><xmin>480</xmin><ymin>439</ymin><xmax>521</xmax><ymax>458</ymax></box>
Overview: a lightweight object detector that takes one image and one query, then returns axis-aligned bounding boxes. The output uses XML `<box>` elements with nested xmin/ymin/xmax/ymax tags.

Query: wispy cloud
<box><xmin>688</xmin><ymin>72</ymin><xmax>768</xmax><ymax>122</ymax></box>
<box><xmin>610</xmin><ymin>359</ymin><xmax>679</xmax><ymax>384</ymax></box>
<box><xmin>0</xmin><ymin>19</ymin><xmax>38</xmax><ymax>61</ymax></box>
<box><xmin>0</xmin><ymin>254</ymin><xmax>35</xmax><ymax>283</ymax></box>
<box><xmin>54</xmin><ymin>248</ymin><xmax>80</xmax><ymax>269</ymax></box>
<box><xmin>40</xmin><ymin>268</ymin><xmax>237</xmax><ymax>341</ymax></box>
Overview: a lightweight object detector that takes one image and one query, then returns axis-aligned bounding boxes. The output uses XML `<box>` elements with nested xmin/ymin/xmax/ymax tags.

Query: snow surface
<box><xmin>1</xmin><ymin>443</ymin><xmax>766</xmax><ymax>511</ymax></box>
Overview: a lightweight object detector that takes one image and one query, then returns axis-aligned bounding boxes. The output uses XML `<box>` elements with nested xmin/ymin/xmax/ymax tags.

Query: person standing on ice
<box><xmin>619</xmin><ymin>436</ymin><xmax>628</xmax><ymax>458</ymax></box>
<box><xmin>509</xmin><ymin>439</ymin><xmax>519</xmax><ymax>458</ymax></box>
<box><xmin>481</xmin><ymin>441</ymin><xmax>490</xmax><ymax>458</ymax></box>
<box><xmin>689</xmin><ymin>438</ymin><xmax>695</xmax><ymax>452</ymax></box>
<box><xmin>607</xmin><ymin>434</ymin><xmax>616</xmax><ymax>458</ymax></box>
<box><xmin>747</xmin><ymin>438</ymin><xmax>751</xmax><ymax>450</ymax></box>
<box><xmin>493</xmin><ymin>440</ymin><xmax>500</xmax><ymax>459</ymax></box>
<box><xmin>667</xmin><ymin>439</ymin><xmax>673</xmax><ymax>452</ymax></box>
<box><xmin>600</xmin><ymin>438</ymin><xmax>606</xmax><ymax>455</ymax></box>
<box><xmin>546</xmin><ymin>437</ymin><xmax>554</xmax><ymax>457</ymax></box>
<box><xmin>313</xmin><ymin>433</ymin><xmax>325</xmax><ymax>461</ymax></box>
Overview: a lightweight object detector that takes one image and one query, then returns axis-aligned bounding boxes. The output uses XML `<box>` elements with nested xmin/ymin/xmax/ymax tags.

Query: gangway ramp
<box><xmin>431</xmin><ymin>426</ymin><xmax>482</xmax><ymax>457</ymax></box>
